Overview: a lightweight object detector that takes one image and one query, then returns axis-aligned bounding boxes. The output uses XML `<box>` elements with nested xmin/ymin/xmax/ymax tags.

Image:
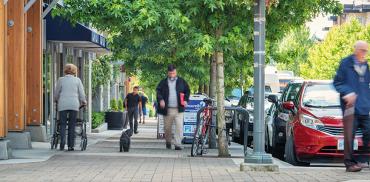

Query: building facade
<box><xmin>0</xmin><ymin>0</ymin><xmax>115</xmax><ymax>159</ymax></box>
<box><xmin>308</xmin><ymin>0</ymin><xmax>370</xmax><ymax>41</ymax></box>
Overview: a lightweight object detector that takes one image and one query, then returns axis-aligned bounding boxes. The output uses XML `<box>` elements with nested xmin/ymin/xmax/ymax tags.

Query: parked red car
<box><xmin>282</xmin><ymin>80</ymin><xmax>366</xmax><ymax>166</ymax></box>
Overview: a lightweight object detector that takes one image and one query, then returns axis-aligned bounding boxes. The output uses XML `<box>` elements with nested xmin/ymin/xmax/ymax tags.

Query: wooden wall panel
<box><xmin>0</xmin><ymin>3</ymin><xmax>6</xmax><ymax>137</ymax></box>
<box><xmin>7</xmin><ymin>0</ymin><xmax>26</xmax><ymax>131</ymax></box>
<box><xmin>26</xmin><ymin>0</ymin><xmax>42</xmax><ymax>126</ymax></box>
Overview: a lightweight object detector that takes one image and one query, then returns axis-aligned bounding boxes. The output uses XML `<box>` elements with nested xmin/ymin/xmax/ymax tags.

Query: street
<box><xmin>0</xmin><ymin>119</ymin><xmax>369</xmax><ymax>182</ymax></box>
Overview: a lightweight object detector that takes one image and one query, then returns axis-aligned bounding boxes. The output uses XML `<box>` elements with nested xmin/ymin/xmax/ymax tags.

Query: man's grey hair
<box><xmin>354</xmin><ymin>40</ymin><xmax>368</xmax><ymax>49</ymax></box>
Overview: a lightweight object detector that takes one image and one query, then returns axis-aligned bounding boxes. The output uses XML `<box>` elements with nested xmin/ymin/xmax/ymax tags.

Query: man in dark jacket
<box><xmin>334</xmin><ymin>40</ymin><xmax>370</xmax><ymax>172</ymax></box>
<box><xmin>125</xmin><ymin>86</ymin><xmax>142</xmax><ymax>134</ymax></box>
<box><xmin>156</xmin><ymin>64</ymin><xmax>190</xmax><ymax>150</ymax></box>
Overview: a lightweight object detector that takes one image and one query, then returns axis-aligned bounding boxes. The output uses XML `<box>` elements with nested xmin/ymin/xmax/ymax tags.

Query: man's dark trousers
<box><xmin>127</xmin><ymin>107</ymin><xmax>139</xmax><ymax>132</ymax></box>
<box><xmin>353</xmin><ymin>115</ymin><xmax>370</xmax><ymax>163</ymax></box>
<box><xmin>344</xmin><ymin>114</ymin><xmax>370</xmax><ymax>166</ymax></box>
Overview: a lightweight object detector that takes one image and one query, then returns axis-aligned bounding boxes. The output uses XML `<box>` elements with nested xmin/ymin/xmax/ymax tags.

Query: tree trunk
<box><xmin>216</xmin><ymin>51</ymin><xmax>229</xmax><ymax>157</ymax></box>
<box><xmin>208</xmin><ymin>54</ymin><xmax>217</xmax><ymax>149</ymax></box>
<box><xmin>198</xmin><ymin>83</ymin><xmax>203</xmax><ymax>93</ymax></box>
<box><xmin>204</xmin><ymin>84</ymin><xmax>209</xmax><ymax>96</ymax></box>
<box><xmin>209</xmin><ymin>55</ymin><xmax>217</xmax><ymax>99</ymax></box>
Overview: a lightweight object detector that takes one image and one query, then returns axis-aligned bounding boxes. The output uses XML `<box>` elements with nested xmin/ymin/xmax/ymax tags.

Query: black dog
<box><xmin>120</xmin><ymin>129</ymin><xmax>133</xmax><ymax>152</ymax></box>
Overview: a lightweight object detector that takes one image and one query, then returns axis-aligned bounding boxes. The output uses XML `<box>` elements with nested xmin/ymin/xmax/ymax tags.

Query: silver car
<box><xmin>264</xmin><ymin>93</ymin><xmax>281</xmax><ymax>154</ymax></box>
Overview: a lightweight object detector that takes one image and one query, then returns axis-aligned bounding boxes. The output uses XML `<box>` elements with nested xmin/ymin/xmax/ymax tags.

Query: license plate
<box><xmin>337</xmin><ymin>139</ymin><xmax>358</xmax><ymax>150</ymax></box>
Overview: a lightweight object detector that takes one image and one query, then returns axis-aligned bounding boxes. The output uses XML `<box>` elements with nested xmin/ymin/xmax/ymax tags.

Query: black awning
<box><xmin>45</xmin><ymin>14</ymin><xmax>109</xmax><ymax>52</ymax></box>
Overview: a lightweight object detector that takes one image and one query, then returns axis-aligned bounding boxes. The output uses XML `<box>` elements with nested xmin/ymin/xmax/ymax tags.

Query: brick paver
<box><xmin>0</xmin><ymin>119</ymin><xmax>369</xmax><ymax>182</ymax></box>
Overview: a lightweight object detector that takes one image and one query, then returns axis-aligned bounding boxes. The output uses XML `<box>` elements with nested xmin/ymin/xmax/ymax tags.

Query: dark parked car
<box><xmin>265</xmin><ymin>82</ymin><xmax>302</xmax><ymax>158</ymax></box>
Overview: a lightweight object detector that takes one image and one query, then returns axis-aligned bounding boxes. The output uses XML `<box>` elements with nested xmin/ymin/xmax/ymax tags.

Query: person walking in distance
<box><xmin>334</xmin><ymin>40</ymin><xmax>370</xmax><ymax>172</ymax></box>
<box><xmin>139</xmin><ymin>92</ymin><xmax>148</xmax><ymax>124</ymax></box>
<box><xmin>156</xmin><ymin>65</ymin><xmax>190</xmax><ymax>150</ymax></box>
<box><xmin>125</xmin><ymin>86</ymin><xmax>142</xmax><ymax>134</ymax></box>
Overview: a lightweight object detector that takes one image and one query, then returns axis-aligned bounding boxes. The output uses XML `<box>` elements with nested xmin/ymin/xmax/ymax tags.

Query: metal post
<box><xmin>245</xmin><ymin>0</ymin><xmax>273</xmax><ymax>164</ymax></box>
<box><xmin>87</xmin><ymin>52</ymin><xmax>94</xmax><ymax>134</ymax></box>
<box><xmin>50</xmin><ymin>43</ymin><xmax>56</xmax><ymax>137</ymax></box>
<box><xmin>209</xmin><ymin>108</ymin><xmax>217</xmax><ymax>149</ymax></box>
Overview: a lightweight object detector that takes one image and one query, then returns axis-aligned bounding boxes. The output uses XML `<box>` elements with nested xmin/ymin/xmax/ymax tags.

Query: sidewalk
<box><xmin>0</xmin><ymin>118</ymin><xmax>369</xmax><ymax>182</ymax></box>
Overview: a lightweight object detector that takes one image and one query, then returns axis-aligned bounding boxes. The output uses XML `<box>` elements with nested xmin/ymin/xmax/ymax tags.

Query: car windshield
<box><xmin>302</xmin><ymin>84</ymin><xmax>340</xmax><ymax>108</ymax></box>
<box><xmin>249</xmin><ymin>86</ymin><xmax>272</xmax><ymax>93</ymax></box>
<box><xmin>279</xmin><ymin>79</ymin><xmax>293</xmax><ymax>91</ymax></box>
<box><xmin>227</xmin><ymin>96</ymin><xmax>240</xmax><ymax>100</ymax></box>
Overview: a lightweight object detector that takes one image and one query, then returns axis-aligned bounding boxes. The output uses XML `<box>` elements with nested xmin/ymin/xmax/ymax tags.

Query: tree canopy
<box><xmin>300</xmin><ymin>20</ymin><xmax>369</xmax><ymax>79</ymax></box>
<box><xmin>272</xmin><ymin>26</ymin><xmax>314</xmax><ymax>76</ymax></box>
<box><xmin>56</xmin><ymin>0</ymin><xmax>342</xmax><ymax>91</ymax></box>
<box><xmin>55</xmin><ymin>0</ymin><xmax>342</xmax><ymax>156</ymax></box>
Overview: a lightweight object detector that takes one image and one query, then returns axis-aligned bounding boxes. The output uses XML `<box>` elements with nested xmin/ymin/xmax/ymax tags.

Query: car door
<box><xmin>274</xmin><ymin>83</ymin><xmax>302</xmax><ymax>143</ymax></box>
<box><xmin>266</xmin><ymin>103</ymin><xmax>277</xmax><ymax>146</ymax></box>
<box><xmin>283</xmin><ymin>83</ymin><xmax>302</xmax><ymax>138</ymax></box>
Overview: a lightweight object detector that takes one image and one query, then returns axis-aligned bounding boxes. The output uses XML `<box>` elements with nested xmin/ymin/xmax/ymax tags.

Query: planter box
<box><xmin>105</xmin><ymin>112</ymin><xmax>125</xmax><ymax>130</ymax></box>
<box><xmin>92</xmin><ymin>123</ymin><xmax>108</xmax><ymax>133</ymax></box>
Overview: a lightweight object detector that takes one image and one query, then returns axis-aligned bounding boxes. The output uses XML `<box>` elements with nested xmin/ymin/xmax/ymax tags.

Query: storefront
<box><xmin>0</xmin><ymin>0</ymin><xmax>110</xmax><ymax>159</ymax></box>
<box><xmin>44</xmin><ymin>11</ymin><xmax>110</xmax><ymax>135</ymax></box>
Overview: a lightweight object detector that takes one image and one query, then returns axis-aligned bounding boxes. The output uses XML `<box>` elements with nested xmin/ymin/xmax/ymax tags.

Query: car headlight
<box><xmin>300</xmin><ymin>114</ymin><xmax>323</xmax><ymax>130</ymax></box>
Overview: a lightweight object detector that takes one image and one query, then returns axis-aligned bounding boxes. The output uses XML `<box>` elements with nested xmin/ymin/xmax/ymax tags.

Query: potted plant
<box><xmin>105</xmin><ymin>99</ymin><xmax>125</xmax><ymax>130</ymax></box>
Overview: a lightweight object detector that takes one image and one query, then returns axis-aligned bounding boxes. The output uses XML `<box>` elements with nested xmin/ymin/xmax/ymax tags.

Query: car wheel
<box><xmin>285</xmin><ymin>133</ymin><xmax>310</xmax><ymax>166</ymax></box>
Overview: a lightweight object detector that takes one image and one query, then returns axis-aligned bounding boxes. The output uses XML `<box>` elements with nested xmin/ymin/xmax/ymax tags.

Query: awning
<box><xmin>45</xmin><ymin>14</ymin><xmax>109</xmax><ymax>53</ymax></box>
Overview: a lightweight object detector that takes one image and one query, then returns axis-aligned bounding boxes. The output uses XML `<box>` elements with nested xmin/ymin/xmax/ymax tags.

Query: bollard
<box><xmin>243</xmin><ymin>113</ymin><xmax>249</xmax><ymax>159</ymax></box>
<box><xmin>209</xmin><ymin>111</ymin><xmax>217</xmax><ymax>149</ymax></box>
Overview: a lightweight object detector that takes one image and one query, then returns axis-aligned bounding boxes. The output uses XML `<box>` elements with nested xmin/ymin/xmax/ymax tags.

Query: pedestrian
<box><xmin>238</xmin><ymin>91</ymin><xmax>250</xmax><ymax>108</ymax></box>
<box><xmin>153</xmin><ymin>101</ymin><xmax>158</xmax><ymax>118</ymax></box>
<box><xmin>139</xmin><ymin>92</ymin><xmax>148</xmax><ymax>124</ymax></box>
<box><xmin>125</xmin><ymin>86</ymin><xmax>142</xmax><ymax>134</ymax></box>
<box><xmin>54</xmin><ymin>64</ymin><xmax>87</xmax><ymax>151</ymax></box>
<box><xmin>156</xmin><ymin>64</ymin><xmax>190</xmax><ymax>150</ymax></box>
<box><xmin>334</xmin><ymin>40</ymin><xmax>370</xmax><ymax>172</ymax></box>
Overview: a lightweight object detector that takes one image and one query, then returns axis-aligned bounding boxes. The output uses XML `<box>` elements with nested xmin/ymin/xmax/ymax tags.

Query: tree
<box><xmin>56</xmin><ymin>0</ymin><xmax>342</xmax><ymax>156</ymax></box>
<box><xmin>272</xmin><ymin>26</ymin><xmax>314</xmax><ymax>76</ymax></box>
<box><xmin>300</xmin><ymin>20</ymin><xmax>367</xmax><ymax>79</ymax></box>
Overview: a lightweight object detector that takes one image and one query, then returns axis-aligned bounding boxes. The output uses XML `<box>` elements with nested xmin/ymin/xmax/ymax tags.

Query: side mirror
<box><xmin>282</xmin><ymin>101</ymin><xmax>295</xmax><ymax>111</ymax></box>
<box><xmin>267</xmin><ymin>95</ymin><xmax>278</xmax><ymax>103</ymax></box>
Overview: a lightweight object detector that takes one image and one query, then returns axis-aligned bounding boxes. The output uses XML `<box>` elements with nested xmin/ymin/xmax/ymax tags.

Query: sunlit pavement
<box><xmin>0</xmin><ymin>119</ymin><xmax>369</xmax><ymax>182</ymax></box>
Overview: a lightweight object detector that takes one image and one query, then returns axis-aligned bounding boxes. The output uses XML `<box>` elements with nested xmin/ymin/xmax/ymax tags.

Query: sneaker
<box><xmin>358</xmin><ymin>162</ymin><xmax>370</xmax><ymax>169</ymax></box>
<box><xmin>346</xmin><ymin>164</ymin><xmax>362</xmax><ymax>172</ymax></box>
<box><xmin>166</xmin><ymin>143</ymin><xmax>171</xmax><ymax>149</ymax></box>
<box><xmin>134</xmin><ymin>130</ymin><xmax>139</xmax><ymax>134</ymax></box>
<box><xmin>174</xmin><ymin>146</ymin><xmax>183</xmax><ymax>150</ymax></box>
<box><xmin>67</xmin><ymin>147</ymin><xmax>74</xmax><ymax>151</ymax></box>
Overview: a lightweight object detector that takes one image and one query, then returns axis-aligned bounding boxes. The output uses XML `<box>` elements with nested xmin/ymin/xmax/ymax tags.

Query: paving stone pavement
<box><xmin>0</xmin><ymin>119</ymin><xmax>370</xmax><ymax>182</ymax></box>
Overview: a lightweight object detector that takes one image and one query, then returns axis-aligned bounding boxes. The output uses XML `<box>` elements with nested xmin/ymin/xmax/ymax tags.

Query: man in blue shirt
<box><xmin>334</xmin><ymin>41</ymin><xmax>370</xmax><ymax>172</ymax></box>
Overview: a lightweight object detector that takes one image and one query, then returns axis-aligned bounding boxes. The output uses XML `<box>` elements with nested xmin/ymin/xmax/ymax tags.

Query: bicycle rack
<box><xmin>196</xmin><ymin>106</ymin><xmax>250</xmax><ymax>158</ymax></box>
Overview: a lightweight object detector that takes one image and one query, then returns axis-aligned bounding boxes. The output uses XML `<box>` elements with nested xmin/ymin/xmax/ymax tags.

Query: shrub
<box><xmin>149</xmin><ymin>108</ymin><xmax>154</xmax><ymax>117</ymax></box>
<box><xmin>117</xmin><ymin>98</ymin><xmax>124</xmax><ymax>112</ymax></box>
<box><xmin>110</xmin><ymin>99</ymin><xmax>118</xmax><ymax>111</ymax></box>
<box><xmin>92</xmin><ymin>112</ymin><xmax>105</xmax><ymax>129</ymax></box>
